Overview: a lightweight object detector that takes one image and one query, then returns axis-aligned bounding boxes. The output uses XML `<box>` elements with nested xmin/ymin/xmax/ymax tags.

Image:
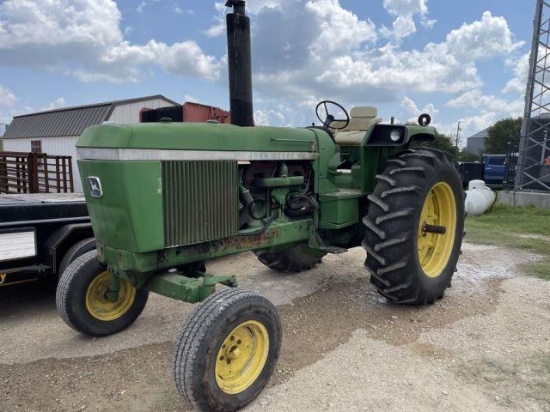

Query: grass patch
<box><xmin>460</xmin><ymin>355</ymin><xmax>550</xmax><ymax>409</ymax></box>
<box><xmin>465</xmin><ymin>203</ymin><xmax>550</xmax><ymax>280</ymax></box>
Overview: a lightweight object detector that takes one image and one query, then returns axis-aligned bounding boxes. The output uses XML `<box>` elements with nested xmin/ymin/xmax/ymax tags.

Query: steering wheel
<box><xmin>315</xmin><ymin>100</ymin><xmax>350</xmax><ymax>130</ymax></box>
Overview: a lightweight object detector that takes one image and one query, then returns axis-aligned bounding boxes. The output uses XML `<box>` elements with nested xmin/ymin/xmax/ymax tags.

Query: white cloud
<box><xmin>305</xmin><ymin>0</ymin><xmax>377</xmax><ymax>56</ymax></box>
<box><xmin>383</xmin><ymin>0</ymin><xmax>428</xmax><ymax>17</ymax></box>
<box><xmin>381</xmin><ymin>0</ymin><xmax>434</xmax><ymax>41</ymax></box>
<box><xmin>183</xmin><ymin>95</ymin><xmax>198</xmax><ymax>103</ymax></box>
<box><xmin>42</xmin><ymin>97</ymin><xmax>66</xmax><ymax>111</ymax></box>
<box><xmin>447</xmin><ymin>90</ymin><xmax>513</xmax><ymax>112</ymax></box>
<box><xmin>0</xmin><ymin>85</ymin><xmax>17</xmax><ymax>107</ymax></box>
<box><xmin>401</xmin><ymin>96</ymin><xmax>438</xmax><ymax>121</ymax></box>
<box><xmin>251</xmin><ymin>7</ymin><xmax>524</xmax><ymax>107</ymax></box>
<box><xmin>445</xmin><ymin>12</ymin><xmax>523</xmax><ymax>61</ymax></box>
<box><xmin>444</xmin><ymin>90</ymin><xmax>524</xmax><ymax>139</ymax></box>
<box><xmin>102</xmin><ymin>40</ymin><xmax>219</xmax><ymax>80</ymax></box>
<box><xmin>204</xmin><ymin>18</ymin><xmax>225</xmax><ymax>38</ymax></box>
<box><xmin>137</xmin><ymin>0</ymin><xmax>161</xmax><ymax>13</ymax></box>
<box><xmin>503</xmin><ymin>52</ymin><xmax>530</xmax><ymax>95</ymax></box>
<box><xmin>0</xmin><ymin>0</ymin><xmax>220</xmax><ymax>83</ymax></box>
<box><xmin>0</xmin><ymin>0</ymin><xmax>122</xmax><ymax>50</ymax></box>
<box><xmin>204</xmin><ymin>2</ymin><xmax>229</xmax><ymax>38</ymax></box>
<box><xmin>393</xmin><ymin>15</ymin><xmax>417</xmax><ymax>39</ymax></box>
<box><xmin>137</xmin><ymin>2</ymin><xmax>147</xmax><ymax>13</ymax></box>
<box><xmin>254</xmin><ymin>109</ymin><xmax>285</xmax><ymax>126</ymax></box>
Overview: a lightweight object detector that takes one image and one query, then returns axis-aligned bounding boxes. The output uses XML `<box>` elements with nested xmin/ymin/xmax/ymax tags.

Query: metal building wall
<box><xmin>108</xmin><ymin>98</ymin><xmax>175</xmax><ymax>123</ymax></box>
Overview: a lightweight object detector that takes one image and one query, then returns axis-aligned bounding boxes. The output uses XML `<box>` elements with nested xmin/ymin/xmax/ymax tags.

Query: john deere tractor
<box><xmin>56</xmin><ymin>1</ymin><xmax>464</xmax><ymax>411</ymax></box>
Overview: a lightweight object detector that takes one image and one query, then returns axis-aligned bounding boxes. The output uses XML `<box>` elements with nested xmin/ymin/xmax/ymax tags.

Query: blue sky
<box><xmin>0</xmin><ymin>0</ymin><xmax>536</xmax><ymax>144</ymax></box>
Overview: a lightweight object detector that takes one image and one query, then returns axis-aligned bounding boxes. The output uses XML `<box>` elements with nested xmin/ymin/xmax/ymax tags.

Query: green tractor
<box><xmin>56</xmin><ymin>1</ymin><xmax>464</xmax><ymax>411</ymax></box>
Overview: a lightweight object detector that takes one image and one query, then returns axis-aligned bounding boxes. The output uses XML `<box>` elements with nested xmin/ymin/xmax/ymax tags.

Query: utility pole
<box><xmin>454</xmin><ymin>121</ymin><xmax>461</xmax><ymax>148</ymax></box>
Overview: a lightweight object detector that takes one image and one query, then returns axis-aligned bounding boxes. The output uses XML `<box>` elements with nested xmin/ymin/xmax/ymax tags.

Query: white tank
<box><xmin>465</xmin><ymin>180</ymin><xmax>496</xmax><ymax>216</ymax></box>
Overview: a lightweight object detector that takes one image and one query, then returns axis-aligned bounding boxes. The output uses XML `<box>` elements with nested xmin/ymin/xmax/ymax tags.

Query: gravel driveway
<box><xmin>1</xmin><ymin>243</ymin><xmax>549</xmax><ymax>411</ymax></box>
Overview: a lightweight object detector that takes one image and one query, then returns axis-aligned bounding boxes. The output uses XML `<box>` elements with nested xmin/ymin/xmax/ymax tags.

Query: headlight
<box><xmin>390</xmin><ymin>130</ymin><xmax>401</xmax><ymax>142</ymax></box>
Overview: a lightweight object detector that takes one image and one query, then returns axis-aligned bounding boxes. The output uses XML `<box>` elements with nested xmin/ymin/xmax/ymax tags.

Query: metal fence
<box><xmin>0</xmin><ymin>151</ymin><xmax>74</xmax><ymax>193</ymax></box>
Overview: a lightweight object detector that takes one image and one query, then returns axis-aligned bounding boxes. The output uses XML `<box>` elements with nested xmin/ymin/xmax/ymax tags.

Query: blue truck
<box><xmin>458</xmin><ymin>154</ymin><xmax>506</xmax><ymax>188</ymax></box>
<box><xmin>482</xmin><ymin>154</ymin><xmax>506</xmax><ymax>186</ymax></box>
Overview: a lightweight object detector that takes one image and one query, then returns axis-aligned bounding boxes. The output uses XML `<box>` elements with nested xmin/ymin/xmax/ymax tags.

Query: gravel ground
<box><xmin>0</xmin><ymin>243</ymin><xmax>549</xmax><ymax>412</ymax></box>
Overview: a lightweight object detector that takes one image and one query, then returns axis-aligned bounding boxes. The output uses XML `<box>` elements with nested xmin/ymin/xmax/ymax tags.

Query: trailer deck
<box><xmin>0</xmin><ymin>193</ymin><xmax>92</xmax><ymax>286</ymax></box>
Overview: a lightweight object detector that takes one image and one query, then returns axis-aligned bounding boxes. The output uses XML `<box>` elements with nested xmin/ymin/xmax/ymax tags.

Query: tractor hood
<box><xmin>76</xmin><ymin>122</ymin><xmax>335</xmax><ymax>255</ymax></box>
<box><xmin>77</xmin><ymin>122</ymin><xmax>327</xmax><ymax>160</ymax></box>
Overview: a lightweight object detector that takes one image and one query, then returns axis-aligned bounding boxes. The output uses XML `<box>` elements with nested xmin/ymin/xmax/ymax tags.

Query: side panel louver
<box><xmin>162</xmin><ymin>161</ymin><xmax>239</xmax><ymax>247</ymax></box>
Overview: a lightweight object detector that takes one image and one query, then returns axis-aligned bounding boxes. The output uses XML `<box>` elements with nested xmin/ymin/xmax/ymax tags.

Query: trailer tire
<box><xmin>56</xmin><ymin>250</ymin><xmax>148</xmax><ymax>337</ymax></box>
<box><xmin>363</xmin><ymin>148</ymin><xmax>464</xmax><ymax>305</ymax></box>
<box><xmin>174</xmin><ymin>288</ymin><xmax>281</xmax><ymax>412</ymax></box>
<box><xmin>254</xmin><ymin>244</ymin><xmax>326</xmax><ymax>273</ymax></box>
<box><xmin>58</xmin><ymin>237</ymin><xmax>96</xmax><ymax>277</ymax></box>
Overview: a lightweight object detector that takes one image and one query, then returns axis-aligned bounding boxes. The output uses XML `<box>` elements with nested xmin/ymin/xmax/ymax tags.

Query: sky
<box><xmin>0</xmin><ymin>0</ymin><xmax>537</xmax><ymax>144</ymax></box>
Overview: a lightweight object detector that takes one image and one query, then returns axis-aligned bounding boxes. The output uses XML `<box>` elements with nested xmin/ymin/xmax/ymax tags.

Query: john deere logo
<box><xmin>87</xmin><ymin>176</ymin><xmax>103</xmax><ymax>198</ymax></box>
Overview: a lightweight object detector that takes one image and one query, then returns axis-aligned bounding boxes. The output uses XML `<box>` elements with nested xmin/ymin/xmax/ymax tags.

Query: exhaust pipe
<box><xmin>226</xmin><ymin>0</ymin><xmax>254</xmax><ymax>127</ymax></box>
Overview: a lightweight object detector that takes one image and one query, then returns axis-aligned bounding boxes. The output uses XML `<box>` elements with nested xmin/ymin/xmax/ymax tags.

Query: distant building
<box><xmin>466</xmin><ymin>127</ymin><xmax>490</xmax><ymax>157</ymax></box>
<box><xmin>1</xmin><ymin>95</ymin><xmax>178</xmax><ymax>191</ymax></box>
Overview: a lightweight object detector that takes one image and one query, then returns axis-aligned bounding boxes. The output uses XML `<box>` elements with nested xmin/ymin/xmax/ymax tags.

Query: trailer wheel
<box><xmin>174</xmin><ymin>289</ymin><xmax>281</xmax><ymax>412</ymax></box>
<box><xmin>254</xmin><ymin>244</ymin><xmax>326</xmax><ymax>273</ymax></box>
<box><xmin>363</xmin><ymin>148</ymin><xmax>464</xmax><ymax>305</ymax></box>
<box><xmin>58</xmin><ymin>237</ymin><xmax>96</xmax><ymax>277</ymax></box>
<box><xmin>56</xmin><ymin>250</ymin><xmax>149</xmax><ymax>337</ymax></box>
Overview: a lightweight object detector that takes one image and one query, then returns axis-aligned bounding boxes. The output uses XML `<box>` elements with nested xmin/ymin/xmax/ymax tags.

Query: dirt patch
<box><xmin>0</xmin><ymin>243</ymin><xmax>549</xmax><ymax>412</ymax></box>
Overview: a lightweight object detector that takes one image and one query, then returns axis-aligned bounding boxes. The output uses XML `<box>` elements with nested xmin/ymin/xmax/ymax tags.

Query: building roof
<box><xmin>467</xmin><ymin>127</ymin><xmax>490</xmax><ymax>140</ymax></box>
<box><xmin>2</xmin><ymin>95</ymin><xmax>179</xmax><ymax>139</ymax></box>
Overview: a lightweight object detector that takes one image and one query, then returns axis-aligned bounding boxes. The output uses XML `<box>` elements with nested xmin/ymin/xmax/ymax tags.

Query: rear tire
<box><xmin>363</xmin><ymin>148</ymin><xmax>464</xmax><ymax>305</ymax></box>
<box><xmin>174</xmin><ymin>289</ymin><xmax>281</xmax><ymax>412</ymax></box>
<box><xmin>56</xmin><ymin>250</ymin><xmax>149</xmax><ymax>336</ymax></box>
<box><xmin>255</xmin><ymin>244</ymin><xmax>326</xmax><ymax>273</ymax></box>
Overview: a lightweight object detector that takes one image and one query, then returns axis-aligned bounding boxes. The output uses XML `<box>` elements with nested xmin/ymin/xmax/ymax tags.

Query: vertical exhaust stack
<box><xmin>226</xmin><ymin>0</ymin><xmax>254</xmax><ymax>126</ymax></box>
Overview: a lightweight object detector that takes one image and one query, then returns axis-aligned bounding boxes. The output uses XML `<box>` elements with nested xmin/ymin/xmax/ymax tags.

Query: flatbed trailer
<box><xmin>0</xmin><ymin>193</ymin><xmax>94</xmax><ymax>287</ymax></box>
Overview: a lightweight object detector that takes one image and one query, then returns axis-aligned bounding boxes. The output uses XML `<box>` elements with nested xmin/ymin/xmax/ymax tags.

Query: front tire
<box><xmin>363</xmin><ymin>148</ymin><xmax>464</xmax><ymax>305</ymax></box>
<box><xmin>174</xmin><ymin>289</ymin><xmax>281</xmax><ymax>412</ymax></box>
<box><xmin>255</xmin><ymin>244</ymin><xmax>326</xmax><ymax>273</ymax></box>
<box><xmin>58</xmin><ymin>237</ymin><xmax>96</xmax><ymax>277</ymax></box>
<box><xmin>56</xmin><ymin>250</ymin><xmax>149</xmax><ymax>336</ymax></box>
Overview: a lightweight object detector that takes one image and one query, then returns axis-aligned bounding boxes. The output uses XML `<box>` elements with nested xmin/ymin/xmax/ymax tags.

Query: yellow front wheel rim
<box><xmin>417</xmin><ymin>182</ymin><xmax>457</xmax><ymax>278</ymax></box>
<box><xmin>215</xmin><ymin>320</ymin><xmax>269</xmax><ymax>395</ymax></box>
<box><xmin>85</xmin><ymin>271</ymin><xmax>136</xmax><ymax>321</ymax></box>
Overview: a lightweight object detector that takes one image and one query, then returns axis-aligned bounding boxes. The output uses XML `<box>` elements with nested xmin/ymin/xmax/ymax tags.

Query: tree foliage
<box><xmin>485</xmin><ymin>117</ymin><xmax>522</xmax><ymax>154</ymax></box>
<box><xmin>458</xmin><ymin>147</ymin><xmax>480</xmax><ymax>162</ymax></box>
<box><xmin>412</xmin><ymin>132</ymin><xmax>459</xmax><ymax>160</ymax></box>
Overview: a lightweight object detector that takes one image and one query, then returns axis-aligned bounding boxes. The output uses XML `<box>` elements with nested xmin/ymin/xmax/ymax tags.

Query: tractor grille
<box><xmin>162</xmin><ymin>161</ymin><xmax>239</xmax><ymax>247</ymax></box>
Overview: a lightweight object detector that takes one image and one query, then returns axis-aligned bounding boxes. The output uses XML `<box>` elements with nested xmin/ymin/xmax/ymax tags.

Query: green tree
<box><xmin>412</xmin><ymin>132</ymin><xmax>459</xmax><ymax>160</ymax></box>
<box><xmin>458</xmin><ymin>147</ymin><xmax>480</xmax><ymax>162</ymax></box>
<box><xmin>485</xmin><ymin>117</ymin><xmax>522</xmax><ymax>154</ymax></box>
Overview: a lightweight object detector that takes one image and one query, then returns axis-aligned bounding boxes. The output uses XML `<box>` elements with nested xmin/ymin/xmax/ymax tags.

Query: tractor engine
<box><xmin>238</xmin><ymin>160</ymin><xmax>315</xmax><ymax>229</ymax></box>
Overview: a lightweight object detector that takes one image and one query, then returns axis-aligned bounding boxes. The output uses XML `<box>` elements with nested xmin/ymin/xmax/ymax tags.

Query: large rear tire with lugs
<box><xmin>174</xmin><ymin>288</ymin><xmax>281</xmax><ymax>412</ymax></box>
<box><xmin>254</xmin><ymin>244</ymin><xmax>326</xmax><ymax>273</ymax></box>
<box><xmin>363</xmin><ymin>148</ymin><xmax>464</xmax><ymax>305</ymax></box>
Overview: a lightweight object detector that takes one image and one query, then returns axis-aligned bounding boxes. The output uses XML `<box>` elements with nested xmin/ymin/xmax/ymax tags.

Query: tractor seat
<box><xmin>332</xmin><ymin>107</ymin><xmax>382</xmax><ymax>145</ymax></box>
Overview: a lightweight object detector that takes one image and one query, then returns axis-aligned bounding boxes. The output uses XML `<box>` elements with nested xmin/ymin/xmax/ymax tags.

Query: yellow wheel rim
<box><xmin>85</xmin><ymin>271</ymin><xmax>136</xmax><ymax>321</ymax></box>
<box><xmin>215</xmin><ymin>320</ymin><xmax>269</xmax><ymax>395</ymax></box>
<box><xmin>417</xmin><ymin>182</ymin><xmax>457</xmax><ymax>278</ymax></box>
